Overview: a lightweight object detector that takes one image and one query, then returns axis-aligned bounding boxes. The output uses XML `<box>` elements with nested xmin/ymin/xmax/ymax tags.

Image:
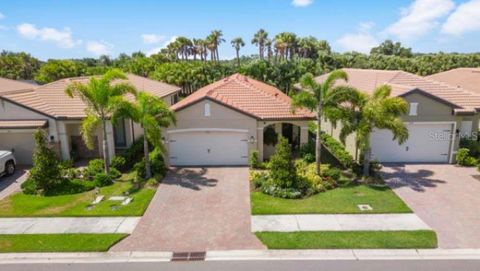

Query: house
<box><xmin>167</xmin><ymin>73</ymin><xmax>315</xmax><ymax>166</ymax></box>
<box><xmin>0</xmin><ymin>74</ymin><xmax>181</xmax><ymax>165</ymax></box>
<box><xmin>426</xmin><ymin>68</ymin><xmax>480</xmax><ymax>94</ymax></box>
<box><xmin>313</xmin><ymin>68</ymin><xmax>480</xmax><ymax>164</ymax></box>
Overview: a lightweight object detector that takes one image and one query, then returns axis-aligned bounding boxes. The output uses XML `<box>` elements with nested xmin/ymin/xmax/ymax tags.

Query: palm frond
<box><xmin>80</xmin><ymin>114</ymin><xmax>101</xmax><ymax>150</ymax></box>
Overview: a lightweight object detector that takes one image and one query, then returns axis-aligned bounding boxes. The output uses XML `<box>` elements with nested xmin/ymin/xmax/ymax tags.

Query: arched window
<box><xmin>204</xmin><ymin>102</ymin><xmax>211</xmax><ymax>117</ymax></box>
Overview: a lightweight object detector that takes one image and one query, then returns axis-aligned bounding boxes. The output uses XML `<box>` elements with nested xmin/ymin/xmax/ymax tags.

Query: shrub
<box><xmin>109</xmin><ymin>168</ymin><xmax>122</xmax><ymax>179</ymax></box>
<box><xmin>20</xmin><ymin>179</ymin><xmax>37</xmax><ymax>195</ymax></box>
<box><xmin>249</xmin><ymin>150</ymin><xmax>260</xmax><ymax>169</ymax></box>
<box><xmin>123</xmin><ymin>136</ymin><xmax>146</xmax><ymax>169</ymax></box>
<box><xmin>456</xmin><ymin>148</ymin><xmax>477</xmax><ymax>167</ymax></box>
<box><xmin>58</xmin><ymin>159</ymin><xmax>74</xmax><ymax>170</ymax></box>
<box><xmin>24</xmin><ymin>129</ymin><xmax>62</xmax><ymax>194</ymax></box>
<box><xmin>82</xmin><ymin>159</ymin><xmax>105</xmax><ymax>179</ymax></box>
<box><xmin>61</xmin><ymin>168</ymin><xmax>81</xmax><ymax>179</ymax></box>
<box><xmin>110</xmin><ymin>156</ymin><xmax>126</xmax><ymax>172</ymax></box>
<box><xmin>133</xmin><ymin>147</ymin><xmax>167</xmax><ymax>180</ymax></box>
<box><xmin>460</xmin><ymin>138</ymin><xmax>480</xmax><ymax>158</ymax></box>
<box><xmin>250</xmin><ymin>170</ymin><xmax>269</xmax><ymax>189</ymax></box>
<box><xmin>299</xmin><ymin>141</ymin><xmax>315</xmax><ymax>163</ymax></box>
<box><xmin>269</xmin><ymin>137</ymin><xmax>299</xmax><ymax>189</ymax></box>
<box><xmin>321</xmin><ymin>133</ymin><xmax>355</xmax><ymax>168</ymax></box>
<box><xmin>295</xmin><ymin>161</ymin><xmax>338</xmax><ymax>193</ymax></box>
<box><xmin>94</xmin><ymin>173</ymin><xmax>113</xmax><ymax>187</ymax></box>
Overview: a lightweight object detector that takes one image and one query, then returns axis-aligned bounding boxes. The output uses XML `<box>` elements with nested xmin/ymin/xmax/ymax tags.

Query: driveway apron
<box><xmin>112</xmin><ymin>167</ymin><xmax>264</xmax><ymax>251</ymax></box>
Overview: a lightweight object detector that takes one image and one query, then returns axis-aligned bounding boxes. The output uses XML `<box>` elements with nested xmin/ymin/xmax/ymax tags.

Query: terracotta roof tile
<box><xmin>1</xmin><ymin>74</ymin><xmax>180</xmax><ymax>119</ymax></box>
<box><xmin>0</xmin><ymin>119</ymin><xmax>48</xmax><ymax>129</ymax></box>
<box><xmin>426</xmin><ymin>68</ymin><xmax>480</xmax><ymax>94</ymax></box>
<box><xmin>171</xmin><ymin>73</ymin><xmax>315</xmax><ymax>120</ymax></box>
<box><xmin>0</xmin><ymin>77</ymin><xmax>36</xmax><ymax>94</ymax></box>
<box><xmin>314</xmin><ymin>68</ymin><xmax>480</xmax><ymax>113</ymax></box>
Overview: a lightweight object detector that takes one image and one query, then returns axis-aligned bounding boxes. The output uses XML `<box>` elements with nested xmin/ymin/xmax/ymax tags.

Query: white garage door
<box><xmin>168</xmin><ymin>130</ymin><xmax>249</xmax><ymax>166</ymax></box>
<box><xmin>0</xmin><ymin>132</ymin><xmax>35</xmax><ymax>165</ymax></box>
<box><xmin>371</xmin><ymin>123</ymin><xmax>453</xmax><ymax>163</ymax></box>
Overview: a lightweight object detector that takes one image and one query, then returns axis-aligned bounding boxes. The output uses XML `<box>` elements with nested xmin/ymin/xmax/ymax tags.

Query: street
<box><xmin>2</xmin><ymin>260</ymin><xmax>480</xmax><ymax>271</ymax></box>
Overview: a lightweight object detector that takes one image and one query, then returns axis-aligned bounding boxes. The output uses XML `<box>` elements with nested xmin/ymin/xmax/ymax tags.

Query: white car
<box><xmin>0</xmin><ymin>150</ymin><xmax>16</xmax><ymax>177</ymax></box>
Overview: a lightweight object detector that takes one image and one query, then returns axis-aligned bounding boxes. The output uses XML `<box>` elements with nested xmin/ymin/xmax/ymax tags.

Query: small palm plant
<box><xmin>292</xmin><ymin>70</ymin><xmax>359</xmax><ymax>175</ymax></box>
<box><xmin>65</xmin><ymin>69</ymin><xmax>136</xmax><ymax>174</ymax></box>
<box><xmin>339</xmin><ymin>85</ymin><xmax>409</xmax><ymax>176</ymax></box>
<box><xmin>116</xmin><ymin>92</ymin><xmax>176</xmax><ymax>178</ymax></box>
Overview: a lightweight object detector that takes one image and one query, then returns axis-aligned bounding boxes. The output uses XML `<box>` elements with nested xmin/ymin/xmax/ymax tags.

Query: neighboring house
<box><xmin>427</xmin><ymin>68</ymin><xmax>480</xmax><ymax>94</ymax></box>
<box><xmin>168</xmin><ymin>73</ymin><xmax>315</xmax><ymax>166</ymax></box>
<box><xmin>314</xmin><ymin>68</ymin><xmax>480</xmax><ymax>164</ymax></box>
<box><xmin>0</xmin><ymin>74</ymin><xmax>181</xmax><ymax>165</ymax></box>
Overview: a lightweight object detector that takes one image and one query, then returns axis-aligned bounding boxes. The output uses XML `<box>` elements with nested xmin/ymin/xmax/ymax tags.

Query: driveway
<box><xmin>381</xmin><ymin>164</ymin><xmax>480</xmax><ymax>248</ymax></box>
<box><xmin>0</xmin><ymin>166</ymin><xmax>29</xmax><ymax>200</ymax></box>
<box><xmin>112</xmin><ymin>167</ymin><xmax>264</xmax><ymax>252</ymax></box>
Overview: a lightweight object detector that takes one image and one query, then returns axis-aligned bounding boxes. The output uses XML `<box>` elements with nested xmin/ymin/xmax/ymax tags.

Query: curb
<box><xmin>1</xmin><ymin>249</ymin><xmax>480</xmax><ymax>263</ymax></box>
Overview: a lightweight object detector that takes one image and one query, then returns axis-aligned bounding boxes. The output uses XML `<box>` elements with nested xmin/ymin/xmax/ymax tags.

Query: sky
<box><xmin>1</xmin><ymin>0</ymin><xmax>480</xmax><ymax>60</ymax></box>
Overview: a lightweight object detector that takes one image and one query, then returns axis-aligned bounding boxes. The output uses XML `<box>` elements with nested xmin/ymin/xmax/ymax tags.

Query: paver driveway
<box><xmin>381</xmin><ymin>164</ymin><xmax>480</xmax><ymax>248</ymax></box>
<box><xmin>112</xmin><ymin>167</ymin><xmax>264</xmax><ymax>252</ymax></box>
<box><xmin>0</xmin><ymin>166</ymin><xmax>29</xmax><ymax>200</ymax></box>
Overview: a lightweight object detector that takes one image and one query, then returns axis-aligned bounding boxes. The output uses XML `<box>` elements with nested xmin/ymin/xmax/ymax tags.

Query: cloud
<box><xmin>0</xmin><ymin>12</ymin><xmax>5</xmax><ymax>19</ymax></box>
<box><xmin>385</xmin><ymin>0</ymin><xmax>455</xmax><ymax>40</ymax></box>
<box><xmin>337</xmin><ymin>22</ymin><xmax>379</xmax><ymax>53</ymax></box>
<box><xmin>86</xmin><ymin>41</ymin><xmax>112</xmax><ymax>56</ymax></box>
<box><xmin>292</xmin><ymin>0</ymin><xmax>313</xmax><ymax>7</ymax></box>
<box><xmin>16</xmin><ymin>23</ymin><xmax>81</xmax><ymax>48</ymax></box>
<box><xmin>0</xmin><ymin>25</ymin><xmax>7</xmax><ymax>31</ymax></box>
<box><xmin>442</xmin><ymin>0</ymin><xmax>480</xmax><ymax>36</ymax></box>
<box><xmin>146</xmin><ymin>36</ymin><xmax>178</xmax><ymax>56</ymax></box>
<box><xmin>141</xmin><ymin>34</ymin><xmax>166</xmax><ymax>44</ymax></box>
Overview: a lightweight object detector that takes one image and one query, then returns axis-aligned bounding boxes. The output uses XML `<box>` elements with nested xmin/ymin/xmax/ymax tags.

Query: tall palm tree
<box><xmin>231</xmin><ymin>37</ymin><xmax>245</xmax><ymax>67</ymax></box>
<box><xmin>115</xmin><ymin>92</ymin><xmax>176</xmax><ymax>178</ymax></box>
<box><xmin>65</xmin><ymin>69</ymin><xmax>136</xmax><ymax>174</ymax></box>
<box><xmin>275</xmin><ymin>32</ymin><xmax>297</xmax><ymax>60</ymax></box>
<box><xmin>207</xmin><ymin>30</ymin><xmax>225</xmax><ymax>61</ymax></box>
<box><xmin>252</xmin><ymin>29</ymin><xmax>268</xmax><ymax>59</ymax></box>
<box><xmin>338</xmin><ymin>85</ymin><xmax>408</xmax><ymax>176</ymax></box>
<box><xmin>292</xmin><ymin>70</ymin><xmax>358</xmax><ymax>175</ymax></box>
<box><xmin>265</xmin><ymin>38</ymin><xmax>273</xmax><ymax>61</ymax></box>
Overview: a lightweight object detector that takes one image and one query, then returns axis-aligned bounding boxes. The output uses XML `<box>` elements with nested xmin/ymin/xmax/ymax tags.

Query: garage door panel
<box><xmin>169</xmin><ymin>131</ymin><xmax>249</xmax><ymax>166</ymax></box>
<box><xmin>0</xmin><ymin>132</ymin><xmax>35</xmax><ymax>165</ymax></box>
<box><xmin>371</xmin><ymin>123</ymin><xmax>452</xmax><ymax>163</ymax></box>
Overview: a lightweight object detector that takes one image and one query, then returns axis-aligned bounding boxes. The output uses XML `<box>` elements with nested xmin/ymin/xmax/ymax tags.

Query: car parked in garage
<box><xmin>0</xmin><ymin>150</ymin><xmax>16</xmax><ymax>177</ymax></box>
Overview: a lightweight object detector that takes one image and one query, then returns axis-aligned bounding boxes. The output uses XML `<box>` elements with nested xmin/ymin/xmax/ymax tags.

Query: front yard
<box><xmin>251</xmin><ymin>183</ymin><xmax>412</xmax><ymax>215</ymax></box>
<box><xmin>0</xmin><ymin>234</ymin><xmax>127</xmax><ymax>253</ymax></box>
<box><xmin>256</xmin><ymin>230</ymin><xmax>437</xmax><ymax>249</ymax></box>
<box><xmin>0</xmin><ymin>173</ymin><xmax>156</xmax><ymax>217</ymax></box>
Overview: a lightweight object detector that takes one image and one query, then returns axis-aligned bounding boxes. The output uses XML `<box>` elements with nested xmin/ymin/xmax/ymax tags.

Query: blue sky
<box><xmin>1</xmin><ymin>0</ymin><xmax>479</xmax><ymax>60</ymax></box>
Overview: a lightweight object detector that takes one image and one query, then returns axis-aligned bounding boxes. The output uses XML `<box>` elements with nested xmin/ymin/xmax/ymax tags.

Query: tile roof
<box><xmin>0</xmin><ymin>120</ymin><xmax>48</xmax><ymax>129</ymax></box>
<box><xmin>171</xmin><ymin>73</ymin><xmax>315</xmax><ymax>120</ymax></box>
<box><xmin>1</xmin><ymin>74</ymin><xmax>181</xmax><ymax>119</ymax></box>
<box><xmin>426</xmin><ymin>68</ymin><xmax>480</xmax><ymax>94</ymax></box>
<box><xmin>0</xmin><ymin>77</ymin><xmax>36</xmax><ymax>94</ymax></box>
<box><xmin>313</xmin><ymin>68</ymin><xmax>480</xmax><ymax>114</ymax></box>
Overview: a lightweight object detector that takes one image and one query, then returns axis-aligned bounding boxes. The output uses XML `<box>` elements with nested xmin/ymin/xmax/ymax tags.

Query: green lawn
<box><xmin>0</xmin><ymin>174</ymin><xmax>156</xmax><ymax>217</ymax></box>
<box><xmin>0</xmin><ymin>234</ymin><xmax>127</xmax><ymax>253</ymax></box>
<box><xmin>251</xmin><ymin>184</ymin><xmax>412</xmax><ymax>215</ymax></box>
<box><xmin>256</xmin><ymin>231</ymin><xmax>437</xmax><ymax>249</ymax></box>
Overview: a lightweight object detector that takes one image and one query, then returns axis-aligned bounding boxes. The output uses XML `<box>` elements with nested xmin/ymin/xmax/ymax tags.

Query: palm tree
<box><xmin>252</xmin><ymin>29</ymin><xmax>268</xmax><ymax>59</ymax></box>
<box><xmin>115</xmin><ymin>92</ymin><xmax>176</xmax><ymax>178</ymax></box>
<box><xmin>231</xmin><ymin>37</ymin><xmax>245</xmax><ymax>67</ymax></box>
<box><xmin>275</xmin><ymin>32</ymin><xmax>297</xmax><ymax>60</ymax></box>
<box><xmin>65</xmin><ymin>69</ymin><xmax>136</xmax><ymax>174</ymax></box>
<box><xmin>338</xmin><ymin>85</ymin><xmax>408</xmax><ymax>176</ymax></box>
<box><xmin>265</xmin><ymin>38</ymin><xmax>273</xmax><ymax>61</ymax></box>
<box><xmin>292</xmin><ymin>70</ymin><xmax>358</xmax><ymax>175</ymax></box>
<box><xmin>207</xmin><ymin>30</ymin><xmax>225</xmax><ymax>61</ymax></box>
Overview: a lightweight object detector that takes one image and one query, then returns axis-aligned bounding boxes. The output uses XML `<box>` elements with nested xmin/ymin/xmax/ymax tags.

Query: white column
<box><xmin>300</xmin><ymin>126</ymin><xmax>309</xmax><ymax>145</ymax></box>
<box><xmin>106</xmin><ymin>121</ymin><xmax>115</xmax><ymax>162</ymax></box>
<box><xmin>57</xmin><ymin>121</ymin><xmax>70</xmax><ymax>161</ymax></box>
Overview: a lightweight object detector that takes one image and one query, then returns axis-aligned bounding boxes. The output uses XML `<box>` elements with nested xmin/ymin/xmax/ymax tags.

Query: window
<box><xmin>204</xmin><ymin>102</ymin><xmax>211</xmax><ymax>117</ymax></box>
<box><xmin>113</xmin><ymin>119</ymin><xmax>127</xmax><ymax>148</ymax></box>
<box><xmin>409</xmin><ymin>102</ymin><xmax>418</xmax><ymax>116</ymax></box>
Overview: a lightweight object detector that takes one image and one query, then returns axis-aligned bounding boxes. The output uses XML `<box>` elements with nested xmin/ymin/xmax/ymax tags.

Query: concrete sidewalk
<box><xmin>0</xmin><ymin>217</ymin><xmax>140</xmax><ymax>234</ymax></box>
<box><xmin>251</xmin><ymin>214</ymin><xmax>431</xmax><ymax>232</ymax></box>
